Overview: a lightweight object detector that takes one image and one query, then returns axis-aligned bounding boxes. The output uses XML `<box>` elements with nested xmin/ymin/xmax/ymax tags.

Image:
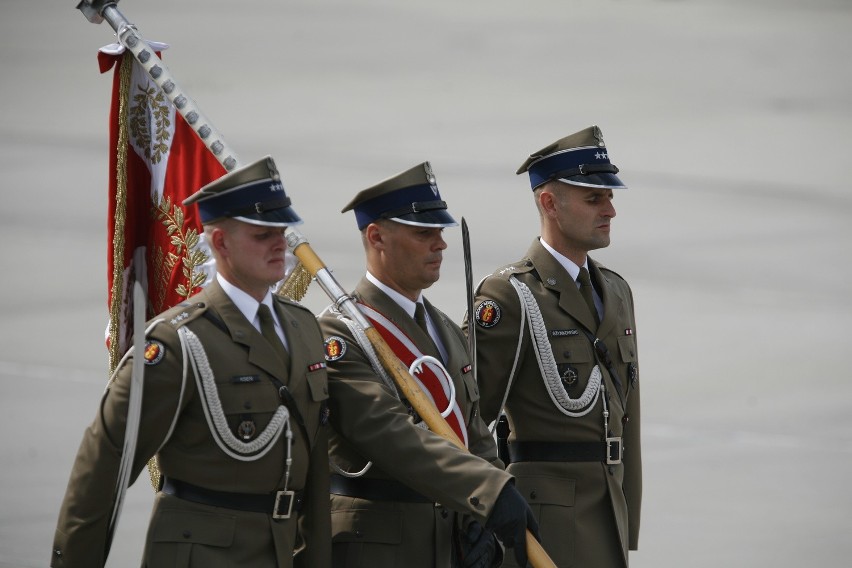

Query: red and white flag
<box><xmin>98</xmin><ymin>42</ymin><xmax>226</xmax><ymax>369</ymax></box>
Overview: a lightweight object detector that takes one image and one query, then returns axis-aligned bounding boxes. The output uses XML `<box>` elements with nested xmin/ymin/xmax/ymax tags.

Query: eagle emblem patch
<box><xmin>475</xmin><ymin>300</ymin><xmax>501</xmax><ymax>328</ymax></box>
<box><xmin>143</xmin><ymin>340</ymin><xmax>165</xmax><ymax>365</ymax></box>
<box><xmin>323</xmin><ymin>336</ymin><xmax>347</xmax><ymax>361</ymax></box>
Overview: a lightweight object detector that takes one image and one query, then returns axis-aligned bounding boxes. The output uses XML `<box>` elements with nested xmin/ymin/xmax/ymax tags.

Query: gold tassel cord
<box><xmin>276</xmin><ymin>262</ymin><xmax>313</xmax><ymax>302</ymax></box>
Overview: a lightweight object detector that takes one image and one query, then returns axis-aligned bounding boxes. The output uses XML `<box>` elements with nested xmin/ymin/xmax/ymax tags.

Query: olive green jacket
<box><xmin>467</xmin><ymin>239</ymin><xmax>641</xmax><ymax>567</ymax></box>
<box><xmin>319</xmin><ymin>278</ymin><xmax>510</xmax><ymax>568</ymax></box>
<box><xmin>52</xmin><ymin>280</ymin><xmax>331</xmax><ymax>568</ymax></box>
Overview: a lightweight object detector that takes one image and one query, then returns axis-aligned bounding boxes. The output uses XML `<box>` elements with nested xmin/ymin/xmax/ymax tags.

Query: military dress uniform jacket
<box><xmin>52</xmin><ymin>280</ymin><xmax>331</xmax><ymax>568</ymax></box>
<box><xmin>318</xmin><ymin>278</ymin><xmax>511</xmax><ymax>568</ymax></box>
<box><xmin>467</xmin><ymin>239</ymin><xmax>641</xmax><ymax>568</ymax></box>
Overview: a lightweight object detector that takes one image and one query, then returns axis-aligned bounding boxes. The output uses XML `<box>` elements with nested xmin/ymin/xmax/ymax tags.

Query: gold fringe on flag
<box><xmin>107</xmin><ymin>53</ymin><xmax>133</xmax><ymax>377</ymax></box>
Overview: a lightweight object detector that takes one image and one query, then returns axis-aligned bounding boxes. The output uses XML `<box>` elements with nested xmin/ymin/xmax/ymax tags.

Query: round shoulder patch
<box><xmin>323</xmin><ymin>336</ymin><xmax>347</xmax><ymax>361</ymax></box>
<box><xmin>143</xmin><ymin>340</ymin><xmax>166</xmax><ymax>365</ymax></box>
<box><xmin>475</xmin><ymin>300</ymin><xmax>501</xmax><ymax>328</ymax></box>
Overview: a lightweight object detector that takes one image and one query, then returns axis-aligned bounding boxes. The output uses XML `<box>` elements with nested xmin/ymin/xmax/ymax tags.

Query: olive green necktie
<box><xmin>577</xmin><ymin>267</ymin><xmax>600</xmax><ymax>326</ymax></box>
<box><xmin>257</xmin><ymin>303</ymin><xmax>290</xmax><ymax>368</ymax></box>
<box><xmin>414</xmin><ymin>302</ymin><xmax>430</xmax><ymax>335</ymax></box>
<box><xmin>414</xmin><ymin>301</ymin><xmax>442</xmax><ymax>358</ymax></box>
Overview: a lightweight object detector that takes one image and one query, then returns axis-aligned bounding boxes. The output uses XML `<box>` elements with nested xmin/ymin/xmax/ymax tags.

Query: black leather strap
<box><xmin>508</xmin><ymin>441</ymin><xmax>607</xmax><ymax>463</ymax></box>
<box><xmin>162</xmin><ymin>478</ymin><xmax>303</xmax><ymax>515</ymax></box>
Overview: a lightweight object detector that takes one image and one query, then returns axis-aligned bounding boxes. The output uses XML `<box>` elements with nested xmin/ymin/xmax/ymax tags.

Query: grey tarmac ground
<box><xmin>1</xmin><ymin>1</ymin><xmax>851</xmax><ymax>566</ymax></box>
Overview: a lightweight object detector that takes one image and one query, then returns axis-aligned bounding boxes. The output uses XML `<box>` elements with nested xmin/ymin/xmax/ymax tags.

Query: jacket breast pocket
<box><xmin>146</xmin><ymin>508</ymin><xmax>235</xmax><ymax>567</ymax></box>
<box><xmin>216</xmin><ymin>381</ymin><xmax>281</xmax><ymax>416</ymax></box>
<box><xmin>552</xmin><ymin>337</ymin><xmax>593</xmax><ymax>365</ymax></box>
<box><xmin>306</xmin><ymin>368</ymin><xmax>329</xmax><ymax>402</ymax></box>
<box><xmin>462</xmin><ymin>371</ymin><xmax>480</xmax><ymax>403</ymax></box>
<box><xmin>617</xmin><ymin>335</ymin><xmax>637</xmax><ymax>363</ymax></box>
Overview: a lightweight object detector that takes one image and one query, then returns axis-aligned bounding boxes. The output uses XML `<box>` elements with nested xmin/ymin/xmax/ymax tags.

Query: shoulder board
<box><xmin>274</xmin><ymin>294</ymin><xmax>311</xmax><ymax>313</ymax></box>
<box><xmin>164</xmin><ymin>301</ymin><xmax>209</xmax><ymax>329</ymax></box>
<box><xmin>490</xmin><ymin>258</ymin><xmax>535</xmax><ymax>280</ymax></box>
<box><xmin>318</xmin><ymin>302</ymin><xmax>342</xmax><ymax>318</ymax></box>
<box><xmin>592</xmin><ymin>259</ymin><xmax>628</xmax><ymax>283</ymax></box>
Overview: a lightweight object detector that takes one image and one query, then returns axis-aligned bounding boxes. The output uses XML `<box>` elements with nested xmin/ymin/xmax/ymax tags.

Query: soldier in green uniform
<box><xmin>51</xmin><ymin>156</ymin><xmax>331</xmax><ymax>568</ymax></box>
<box><xmin>318</xmin><ymin>162</ymin><xmax>539</xmax><ymax>568</ymax></box>
<box><xmin>466</xmin><ymin>126</ymin><xmax>642</xmax><ymax>567</ymax></box>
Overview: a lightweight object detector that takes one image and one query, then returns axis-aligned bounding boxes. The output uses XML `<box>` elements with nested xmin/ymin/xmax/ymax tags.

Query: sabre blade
<box><xmin>462</xmin><ymin>218</ymin><xmax>476</xmax><ymax>381</ymax></box>
<box><xmin>106</xmin><ymin>280</ymin><xmax>146</xmax><ymax>554</ymax></box>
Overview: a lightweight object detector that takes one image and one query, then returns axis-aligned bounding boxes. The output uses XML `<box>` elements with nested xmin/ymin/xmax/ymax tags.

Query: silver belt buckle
<box><xmin>273</xmin><ymin>490</ymin><xmax>295</xmax><ymax>519</ymax></box>
<box><xmin>606</xmin><ymin>437</ymin><xmax>623</xmax><ymax>465</ymax></box>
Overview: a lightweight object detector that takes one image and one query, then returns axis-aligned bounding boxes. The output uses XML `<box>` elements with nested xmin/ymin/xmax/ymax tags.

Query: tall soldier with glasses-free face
<box><xmin>466</xmin><ymin>126</ymin><xmax>642</xmax><ymax>567</ymax></box>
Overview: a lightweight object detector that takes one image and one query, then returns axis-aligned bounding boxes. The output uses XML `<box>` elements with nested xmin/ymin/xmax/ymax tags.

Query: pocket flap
<box><xmin>617</xmin><ymin>335</ymin><xmax>637</xmax><ymax>362</ymax></box>
<box><xmin>307</xmin><ymin>369</ymin><xmax>330</xmax><ymax>402</ymax></box>
<box><xmin>151</xmin><ymin>509</ymin><xmax>236</xmax><ymax>547</ymax></box>
<box><xmin>216</xmin><ymin>381</ymin><xmax>281</xmax><ymax>415</ymax></box>
<box><xmin>513</xmin><ymin>475</ymin><xmax>575</xmax><ymax>507</ymax></box>
<box><xmin>331</xmin><ymin>509</ymin><xmax>402</xmax><ymax>544</ymax></box>
<box><xmin>462</xmin><ymin>372</ymin><xmax>480</xmax><ymax>403</ymax></box>
<box><xmin>553</xmin><ymin>338</ymin><xmax>593</xmax><ymax>364</ymax></box>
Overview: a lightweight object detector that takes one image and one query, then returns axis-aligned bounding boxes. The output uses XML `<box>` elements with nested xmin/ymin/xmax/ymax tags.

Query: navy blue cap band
<box><xmin>354</xmin><ymin>183</ymin><xmax>445</xmax><ymax>230</ymax></box>
<box><xmin>379</xmin><ymin>200</ymin><xmax>447</xmax><ymax>220</ymax></box>
<box><xmin>197</xmin><ymin>179</ymin><xmax>290</xmax><ymax>223</ymax></box>
<box><xmin>528</xmin><ymin>147</ymin><xmax>616</xmax><ymax>189</ymax></box>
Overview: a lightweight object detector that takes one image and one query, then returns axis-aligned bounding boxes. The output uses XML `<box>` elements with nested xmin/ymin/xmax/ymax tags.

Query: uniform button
<box><xmin>563</xmin><ymin>351</ymin><xmax>572</xmax><ymax>358</ymax></box>
<box><xmin>469</xmin><ymin>497</ymin><xmax>480</xmax><ymax>506</ymax></box>
<box><xmin>441</xmin><ymin>508</ymin><xmax>449</xmax><ymax>519</ymax></box>
<box><xmin>529</xmin><ymin>490</ymin><xmax>537</xmax><ymax>500</ymax></box>
<box><xmin>244</xmin><ymin>401</ymin><xmax>252</xmax><ymax>410</ymax></box>
<box><xmin>182</xmin><ymin>530</ymin><xmax>192</xmax><ymax>539</ymax></box>
<box><xmin>53</xmin><ymin>549</ymin><xmax>62</xmax><ymax>558</ymax></box>
<box><xmin>354</xmin><ymin>530</ymin><xmax>363</xmax><ymax>538</ymax></box>
<box><xmin>622</xmin><ymin>414</ymin><xmax>629</xmax><ymax>425</ymax></box>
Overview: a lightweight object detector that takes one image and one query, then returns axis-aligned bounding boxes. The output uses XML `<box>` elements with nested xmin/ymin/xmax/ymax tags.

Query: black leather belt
<box><xmin>509</xmin><ymin>440</ymin><xmax>622</xmax><ymax>464</ymax></box>
<box><xmin>162</xmin><ymin>478</ymin><xmax>303</xmax><ymax>519</ymax></box>
<box><xmin>330</xmin><ymin>474</ymin><xmax>432</xmax><ymax>503</ymax></box>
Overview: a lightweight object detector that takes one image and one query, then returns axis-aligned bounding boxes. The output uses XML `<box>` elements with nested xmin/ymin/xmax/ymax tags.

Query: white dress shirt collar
<box><xmin>539</xmin><ymin>238</ymin><xmax>590</xmax><ymax>287</ymax></box>
<box><xmin>216</xmin><ymin>273</ymin><xmax>280</xmax><ymax>333</ymax></box>
<box><xmin>366</xmin><ymin>271</ymin><xmax>424</xmax><ymax>319</ymax></box>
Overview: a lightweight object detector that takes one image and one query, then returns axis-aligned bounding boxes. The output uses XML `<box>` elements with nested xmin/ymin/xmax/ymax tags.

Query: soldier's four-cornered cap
<box><xmin>517</xmin><ymin>125</ymin><xmax>627</xmax><ymax>191</ymax></box>
<box><xmin>341</xmin><ymin>161</ymin><xmax>458</xmax><ymax>230</ymax></box>
<box><xmin>183</xmin><ymin>155</ymin><xmax>303</xmax><ymax>227</ymax></box>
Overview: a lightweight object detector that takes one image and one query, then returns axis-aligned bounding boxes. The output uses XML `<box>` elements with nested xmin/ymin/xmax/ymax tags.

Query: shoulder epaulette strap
<box><xmin>592</xmin><ymin>260</ymin><xmax>627</xmax><ymax>283</ymax></box>
<box><xmin>165</xmin><ymin>301</ymin><xmax>209</xmax><ymax>329</ymax></box>
<box><xmin>274</xmin><ymin>294</ymin><xmax>312</xmax><ymax>314</ymax></box>
<box><xmin>490</xmin><ymin>258</ymin><xmax>535</xmax><ymax>280</ymax></box>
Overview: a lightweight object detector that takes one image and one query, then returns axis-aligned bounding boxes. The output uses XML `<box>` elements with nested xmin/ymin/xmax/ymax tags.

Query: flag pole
<box><xmin>78</xmin><ymin>1</ymin><xmax>240</xmax><ymax>173</ymax></box>
<box><xmin>76</xmin><ymin>3</ymin><xmax>554</xmax><ymax>565</ymax></box>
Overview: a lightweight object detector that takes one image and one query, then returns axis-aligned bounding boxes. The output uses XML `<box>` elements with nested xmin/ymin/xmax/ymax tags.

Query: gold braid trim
<box><xmin>108</xmin><ymin>53</ymin><xmax>133</xmax><ymax>376</ymax></box>
<box><xmin>105</xmin><ymin>55</ymin><xmax>162</xmax><ymax>490</ymax></box>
